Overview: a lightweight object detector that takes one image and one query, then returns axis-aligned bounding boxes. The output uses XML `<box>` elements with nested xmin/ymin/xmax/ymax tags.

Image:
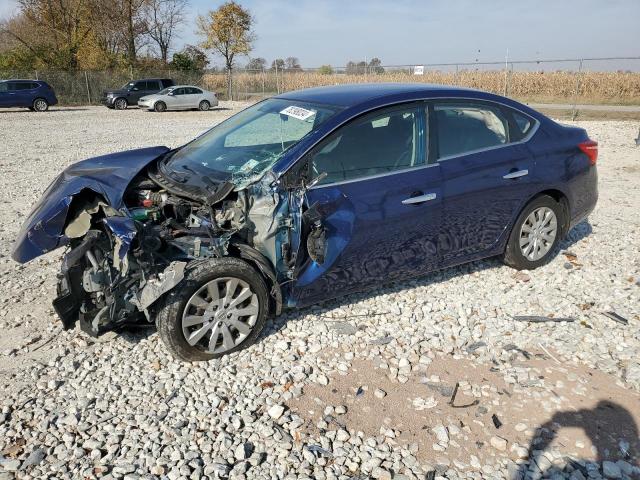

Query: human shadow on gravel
<box><xmin>513</xmin><ymin>401</ymin><xmax>639</xmax><ymax>479</ymax></box>
<box><xmin>257</xmin><ymin>220</ymin><xmax>594</xmax><ymax>343</ymax></box>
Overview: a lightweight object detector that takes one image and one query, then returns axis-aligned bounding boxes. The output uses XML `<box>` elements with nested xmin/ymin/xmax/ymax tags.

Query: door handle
<box><xmin>402</xmin><ymin>192</ymin><xmax>437</xmax><ymax>205</ymax></box>
<box><xmin>503</xmin><ymin>169</ymin><xmax>528</xmax><ymax>179</ymax></box>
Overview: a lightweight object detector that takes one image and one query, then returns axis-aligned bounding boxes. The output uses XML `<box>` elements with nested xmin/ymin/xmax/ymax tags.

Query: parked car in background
<box><xmin>102</xmin><ymin>78</ymin><xmax>174</xmax><ymax>110</ymax></box>
<box><xmin>0</xmin><ymin>79</ymin><xmax>58</xmax><ymax>111</ymax></box>
<box><xmin>12</xmin><ymin>84</ymin><xmax>598</xmax><ymax>361</ymax></box>
<box><xmin>138</xmin><ymin>85</ymin><xmax>219</xmax><ymax>112</ymax></box>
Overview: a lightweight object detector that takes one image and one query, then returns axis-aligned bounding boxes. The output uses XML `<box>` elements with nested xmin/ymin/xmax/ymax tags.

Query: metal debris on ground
<box><xmin>330</xmin><ymin>321</ymin><xmax>358</xmax><ymax>336</ymax></box>
<box><xmin>368</xmin><ymin>335</ymin><xmax>393</xmax><ymax>345</ymax></box>
<box><xmin>448</xmin><ymin>382</ymin><xmax>459</xmax><ymax>406</ymax></box>
<box><xmin>492</xmin><ymin>413</ymin><xmax>503</xmax><ymax>429</ymax></box>
<box><xmin>305</xmin><ymin>444</ymin><xmax>333</xmax><ymax>457</ymax></box>
<box><xmin>602</xmin><ymin>311</ymin><xmax>629</xmax><ymax>325</ymax></box>
<box><xmin>466</xmin><ymin>341</ymin><xmax>487</xmax><ymax>352</ymax></box>
<box><xmin>503</xmin><ymin>343</ymin><xmax>531</xmax><ymax>359</ymax></box>
<box><xmin>513</xmin><ymin>315</ymin><xmax>575</xmax><ymax>323</ymax></box>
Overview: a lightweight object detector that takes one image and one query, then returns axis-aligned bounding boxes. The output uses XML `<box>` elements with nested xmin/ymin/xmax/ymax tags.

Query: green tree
<box><xmin>270</xmin><ymin>58</ymin><xmax>284</xmax><ymax>71</ymax></box>
<box><xmin>171</xmin><ymin>45</ymin><xmax>209</xmax><ymax>72</ymax></box>
<box><xmin>317</xmin><ymin>64</ymin><xmax>333</xmax><ymax>75</ymax></box>
<box><xmin>197</xmin><ymin>1</ymin><xmax>255</xmax><ymax>99</ymax></box>
<box><xmin>245</xmin><ymin>56</ymin><xmax>266</xmax><ymax>71</ymax></box>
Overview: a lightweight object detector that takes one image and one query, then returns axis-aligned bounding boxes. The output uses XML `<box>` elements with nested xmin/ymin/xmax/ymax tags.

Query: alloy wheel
<box><xmin>114</xmin><ymin>98</ymin><xmax>127</xmax><ymax>110</ymax></box>
<box><xmin>33</xmin><ymin>99</ymin><xmax>48</xmax><ymax>111</ymax></box>
<box><xmin>181</xmin><ymin>277</ymin><xmax>260</xmax><ymax>354</ymax></box>
<box><xmin>518</xmin><ymin>206</ymin><xmax>558</xmax><ymax>261</ymax></box>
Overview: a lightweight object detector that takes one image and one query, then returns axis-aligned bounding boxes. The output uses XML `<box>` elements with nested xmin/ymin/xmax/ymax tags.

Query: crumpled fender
<box><xmin>12</xmin><ymin>146</ymin><xmax>169</xmax><ymax>264</ymax></box>
<box><xmin>294</xmin><ymin>187</ymin><xmax>355</xmax><ymax>288</ymax></box>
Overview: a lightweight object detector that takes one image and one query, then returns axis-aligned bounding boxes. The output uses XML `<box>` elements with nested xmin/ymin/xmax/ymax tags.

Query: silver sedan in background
<box><xmin>138</xmin><ymin>85</ymin><xmax>219</xmax><ymax>112</ymax></box>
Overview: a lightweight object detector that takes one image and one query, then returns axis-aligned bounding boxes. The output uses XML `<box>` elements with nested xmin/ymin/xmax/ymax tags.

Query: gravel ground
<box><xmin>0</xmin><ymin>105</ymin><xmax>639</xmax><ymax>480</ymax></box>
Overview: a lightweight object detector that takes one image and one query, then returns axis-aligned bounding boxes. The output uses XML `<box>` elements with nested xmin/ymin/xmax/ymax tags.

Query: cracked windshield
<box><xmin>162</xmin><ymin>98</ymin><xmax>342</xmax><ymax>188</ymax></box>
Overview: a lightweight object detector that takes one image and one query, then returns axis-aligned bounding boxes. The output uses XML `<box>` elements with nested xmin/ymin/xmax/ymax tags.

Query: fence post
<box><xmin>261</xmin><ymin>69</ymin><xmax>265</xmax><ymax>97</ymax></box>
<box><xmin>84</xmin><ymin>71</ymin><xmax>92</xmax><ymax>104</ymax></box>
<box><xmin>275</xmin><ymin>63</ymin><xmax>280</xmax><ymax>94</ymax></box>
<box><xmin>571</xmin><ymin>59</ymin><xmax>584</xmax><ymax>121</ymax></box>
<box><xmin>34</xmin><ymin>70</ymin><xmax>38</xmax><ymax>80</ymax></box>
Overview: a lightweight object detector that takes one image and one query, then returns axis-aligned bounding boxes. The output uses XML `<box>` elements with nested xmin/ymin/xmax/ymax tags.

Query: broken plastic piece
<box><xmin>513</xmin><ymin>315</ymin><xmax>575</xmax><ymax>323</ymax></box>
<box><xmin>305</xmin><ymin>444</ymin><xmax>333</xmax><ymax>457</ymax></box>
<box><xmin>492</xmin><ymin>413</ymin><xmax>503</xmax><ymax>429</ymax></box>
<box><xmin>602</xmin><ymin>311</ymin><xmax>629</xmax><ymax>325</ymax></box>
<box><xmin>138</xmin><ymin>262</ymin><xmax>187</xmax><ymax>310</ymax></box>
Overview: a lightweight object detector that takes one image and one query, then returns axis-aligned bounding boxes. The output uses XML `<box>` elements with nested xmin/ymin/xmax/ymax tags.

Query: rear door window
<box><xmin>146</xmin><ymin>80</ymin><xmax>160</xmax><ymax>90</ymax></box>
<box><xmin>433</xmin><ymin>102</ymin><xmax>509</xmax><ymax>159</ymax></box>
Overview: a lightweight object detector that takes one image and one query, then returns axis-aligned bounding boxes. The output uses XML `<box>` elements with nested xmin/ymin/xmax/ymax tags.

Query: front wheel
<box><xmin>198</xmin><ymin>100</ymin><xmax>210</xmax><ymax>111</ymax></box>
<box><xmin>502</xmin><ymin>195</ymin><xmax>564</xmax><ymax>270</ymax></box>
<box><xmin>114</xmin><ymin>98</ymin><xmax>128</xmax><ymax>110</ymax></box>
<box><xmin>32</xmin><ymin>98</ymin><xmax>49</xmax><ymax>112</ymax></box>
<box><xmin>154</xmin><ymin>101</ymin><xmax>167</xmax><ymax>113</ymax></box>
<box><xmin>155</xmin><ymin>257</ymin><xmax>269</xmax><ymax>362</ymax></box>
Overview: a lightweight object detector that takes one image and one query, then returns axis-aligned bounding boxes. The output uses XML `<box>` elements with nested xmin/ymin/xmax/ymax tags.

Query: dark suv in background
<box><xmin>0</xmin><ymin>80</ymin><xmax>58</xmax><ymax>111</ymax></box>
<box><xmin>102</xmin><ymin>78</ymin><xmax>174</xmax><ymax>110</ymax></box>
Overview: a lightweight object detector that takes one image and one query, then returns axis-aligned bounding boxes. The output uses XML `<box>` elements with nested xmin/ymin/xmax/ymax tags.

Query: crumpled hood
<box><xmin>12</xmin><ymin>146</ymin><xmax>170</xmax><ymax>264</ymax></box>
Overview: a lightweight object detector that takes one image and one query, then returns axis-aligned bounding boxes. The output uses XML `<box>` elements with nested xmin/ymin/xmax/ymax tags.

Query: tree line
<box><xmin>0</xmin><ymin>0</ymin><xmax>385</xmax><ymax>97</ymax></box>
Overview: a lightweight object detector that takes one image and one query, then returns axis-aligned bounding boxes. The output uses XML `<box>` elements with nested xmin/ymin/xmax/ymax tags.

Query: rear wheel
<box><xmin>155</xmin><ymin>257</ymin><xmax>268</xmax><ymax>362</ymax></box>
<box><xmin>32</xmin><ymin>98</ymin><xmax>49</xmax><ymax>112</ymax></box>
<box><xmin>198</xmin><ymin>100</ymin><xmax>210</xmax><ymax>111</ymax></box>
<box><xmin>154</xmin><ymin>101</ymin><xmax>167</xmax><ymax>113</ymax></box>
<box><xmin>503</xmin><ymin>195</ymin><xmax>564</xmax><ymax>270</ymax></box>
<box><xmin>114</xmin><ymin>98</ymin><xmax>128</xmax><ymax>110</ymax></box>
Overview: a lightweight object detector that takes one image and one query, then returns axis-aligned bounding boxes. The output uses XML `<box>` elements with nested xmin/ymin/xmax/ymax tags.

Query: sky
<box><xmin>1</xmin><ymin>0</ymin><xmax>639</xmax><ymax>70</ymax></box>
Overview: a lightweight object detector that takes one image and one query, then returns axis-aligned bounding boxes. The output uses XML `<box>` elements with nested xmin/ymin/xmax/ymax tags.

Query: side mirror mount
<box><xmin>305</xmin><ymin>171</ymin><xmax>327</xmax><ymax>189</ymax></box>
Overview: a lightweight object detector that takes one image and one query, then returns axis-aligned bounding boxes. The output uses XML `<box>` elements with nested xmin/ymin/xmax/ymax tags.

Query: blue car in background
<box><xmin>11</xmin><ymin>84</ymin><xmax>598</xmax><ymax>361</ymax></box>
<box><xmin>0</xmin><ymin>79</ymin><xmax>58</xmax><ymax>111</ymax></box>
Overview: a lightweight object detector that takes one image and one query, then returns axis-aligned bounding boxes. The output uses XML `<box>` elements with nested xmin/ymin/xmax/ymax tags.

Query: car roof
<box><xmin>275</xmin><ymin>83</ymin><xmax>481</xmax><ymax>107</ymax></box>
<box><xmin>167</xmin><ymin>85</ymin><xmax>203</xmax><ymax>89</ymax></box>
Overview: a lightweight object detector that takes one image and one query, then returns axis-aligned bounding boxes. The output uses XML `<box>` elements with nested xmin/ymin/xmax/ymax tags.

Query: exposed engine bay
<box><xmin>52</xmin><ymin>160</ymin><xmax>312</xmax><ymax>337</ymax></box>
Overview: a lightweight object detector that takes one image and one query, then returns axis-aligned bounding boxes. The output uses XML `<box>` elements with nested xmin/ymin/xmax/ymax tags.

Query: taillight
<box><xmin>578</xmin><ymin>140</ymin><xmax>598</xmax><ymax>165</ymax></box>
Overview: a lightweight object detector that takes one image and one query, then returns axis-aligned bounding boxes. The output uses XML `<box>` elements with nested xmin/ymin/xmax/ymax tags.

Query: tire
<box><xmin>198</xmin><ymin>100</ymin><xmax>210</xmax><ymax>111</ymax></box>
<box><xmin>155</xmin><ymin>257</ymin><xmax>269</xmax><ymax>362</ymax></box>
<box><xmin>154</xmin><ymin>101</ymin><xmax>167</xmax><ymax>113</ymax></box>
<box><xmin>32</xmin><ymin>98</ymin><xmax>49</xmax><ymax>112</ymax></box>
<box><xmin>114</xmin><ymin>98</ymin><xmax>128</xmax><ymax>110</ymax></box>
<box><xmin>502</xmin><ymin>195</ymin><xmax>564</xmax><ymax>270</ymax></box>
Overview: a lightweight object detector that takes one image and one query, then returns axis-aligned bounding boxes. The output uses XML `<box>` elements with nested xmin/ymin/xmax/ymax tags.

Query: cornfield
<box><xmin>203</xmin><ymin>70</ymin><xmax>640</xmax><ymax>104</ymax></box>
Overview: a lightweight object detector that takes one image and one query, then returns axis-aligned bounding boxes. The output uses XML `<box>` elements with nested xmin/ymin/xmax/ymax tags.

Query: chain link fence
<box><xmin>2</xmin><ymin>57</ymin><xmax>639</xmax><ymax>114</ymax></box>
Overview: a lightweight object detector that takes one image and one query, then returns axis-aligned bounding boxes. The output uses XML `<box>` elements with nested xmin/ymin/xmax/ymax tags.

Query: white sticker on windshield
<box><xmin>280</xmin><ymin>105</ymin><xmax>316</xmax><ymax>121</ymax></box>
<box><xmin>239</xmin><ymin>158</ymin><xmax>260</xmax><ymax>172</ymax></box>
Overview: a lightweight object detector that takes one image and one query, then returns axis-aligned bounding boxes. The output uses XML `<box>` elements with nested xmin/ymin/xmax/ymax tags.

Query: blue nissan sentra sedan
<box><xmin>12</xmin><ymin>83</ymin><xmax>598</xmax><ymax>361</ymax></box>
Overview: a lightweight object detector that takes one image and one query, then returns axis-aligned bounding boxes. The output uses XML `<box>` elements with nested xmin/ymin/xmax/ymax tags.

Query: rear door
<box><xmin>289</xmin><ymin>102</ymin><xmax>443</xmax><ymax>307</ymax></box>
<box><xmin>13</xmin><ymin>81</ymin><xmax>34</xmax><ymax>106</ymax></box>
<box><xmin>169</xmin><ymin>87</ymin><xmax>187</xmax><ymax>108</ymax></box>
<box><xmin>185</xmin><ymin>87</ymin><xmax>203</xmax><ymax>108</ymax></box>
<box><xmin>431</xmin><ymin>100</ymin><xmax>538</xmax><ymax>265</ymax></box>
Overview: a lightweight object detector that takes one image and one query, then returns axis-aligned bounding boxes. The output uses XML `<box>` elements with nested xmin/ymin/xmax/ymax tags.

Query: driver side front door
<box><xmin>289</xmin><ymin>102</ymin><xmax>443</xmax><ymax>308</ymax></box>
